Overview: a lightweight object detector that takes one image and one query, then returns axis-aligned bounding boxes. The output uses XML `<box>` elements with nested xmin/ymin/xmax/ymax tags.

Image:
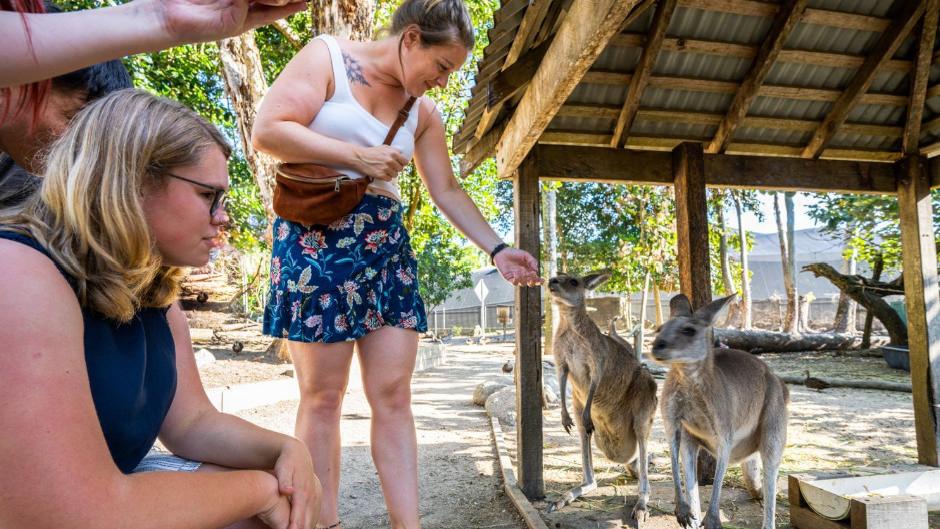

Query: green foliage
<box><xmin>549</xmin><ymin>182</ymin><xmax>678</xmax><ymax>294</ymax></box>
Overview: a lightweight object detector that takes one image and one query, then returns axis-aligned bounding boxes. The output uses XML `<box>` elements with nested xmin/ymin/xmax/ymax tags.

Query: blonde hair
<box><xmin>1</xmin><ymin>89</ymin><xmax>231</xmax><ymax>322</ymax></box>
<box><xmin>391</xmin><ymin>0</ymin><xmax>475</xmax><ymax>50</ymax></box>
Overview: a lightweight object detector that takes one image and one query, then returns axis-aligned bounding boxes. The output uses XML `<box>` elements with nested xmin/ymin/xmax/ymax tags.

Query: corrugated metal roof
<box><xmin>455</xmin><ymin>0</ymin><xmax>940</xmax><ymax>164</ymax></box>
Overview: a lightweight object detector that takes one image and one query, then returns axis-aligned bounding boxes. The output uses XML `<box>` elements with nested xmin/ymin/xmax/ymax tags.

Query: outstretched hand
<box><xmin>157</xmin><ymin>0</ymin><xmax>308</xmax><ymax>44</ymax></box>
<box><xmin>493</xmin><ymin>248</ymin><xmax>542</xmax><ymax>287</ymax></box>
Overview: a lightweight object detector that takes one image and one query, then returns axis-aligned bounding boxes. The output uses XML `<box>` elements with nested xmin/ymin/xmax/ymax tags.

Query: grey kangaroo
<box><xmin>548</xmin><ymin>272</ymin><xmax>658</xmax><ymax>521</ymax></box>
<box><xmin>652</xmin><ymin>294</ymin><xmax>789</xmax><ymax>529</ymax></box>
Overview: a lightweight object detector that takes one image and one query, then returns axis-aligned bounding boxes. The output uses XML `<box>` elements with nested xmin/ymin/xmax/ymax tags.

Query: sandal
<box><xmin>317</xmin><ymin>522</ymin><xmax>341</xmax><ymax>529</ymax></box>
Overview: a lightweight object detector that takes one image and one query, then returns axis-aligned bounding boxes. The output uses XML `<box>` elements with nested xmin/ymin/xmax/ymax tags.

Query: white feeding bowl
<box><xmin>799</xmin><ymin>470</ymin><xmax>940</xmax><ymax>520</ymax></box>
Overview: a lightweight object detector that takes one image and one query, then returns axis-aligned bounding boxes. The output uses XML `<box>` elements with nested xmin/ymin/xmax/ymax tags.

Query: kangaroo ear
<box><xmin>583</xmin><ymin>270</ymin><xmax>611</xmax><ymax>290</ymax></box>
<box><xmin>669</xmin><ymin>294</ymin><xmax>693</xmax><ymax>318</ymax></box>
<box><xmin>692</xmin><ymin>294</ymin><xmax>736</xmax><ymax>325</ymax></box>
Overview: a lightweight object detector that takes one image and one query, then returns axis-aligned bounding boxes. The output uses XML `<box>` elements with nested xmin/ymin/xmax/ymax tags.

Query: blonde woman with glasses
<box><xmin>0</xmin><ymin>89</ymin><xmax>320</xmax><ymax>529</ymax></box>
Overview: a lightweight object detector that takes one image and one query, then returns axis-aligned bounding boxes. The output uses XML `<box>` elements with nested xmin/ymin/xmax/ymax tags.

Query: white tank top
<box><xmin>307</xmin><ymin>35</ymin><xmax>421</xmax><ymax>201</ymax></box>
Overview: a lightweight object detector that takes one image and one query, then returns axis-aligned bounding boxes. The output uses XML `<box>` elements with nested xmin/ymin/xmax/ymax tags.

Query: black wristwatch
<box><xmin>489</xmin><ymin>242</ymin><xmax>510</xmax><ymax>265</ymax></box>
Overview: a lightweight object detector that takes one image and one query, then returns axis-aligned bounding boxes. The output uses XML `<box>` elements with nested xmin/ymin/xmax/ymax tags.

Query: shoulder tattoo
<box><xmin>343</xmin><ymin>51</ymin><xmax>371</xmax><ymax>86</ymax></box>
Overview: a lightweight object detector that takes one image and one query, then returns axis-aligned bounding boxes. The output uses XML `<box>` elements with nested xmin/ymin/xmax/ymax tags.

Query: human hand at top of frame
<box><xmin>353</xmin><ymin>145</ymin><xmax>409</xmax><ymax>181</ymax></box>
<box><xmin>156</xmin><ymin>0</ymin><xmax>308</xmax><ymax>45</ymax></box>
<box><xmin>494</xmin><ymin>248</ymin><xmax>542</xmax><ymax>287</ymax></box>
<box><xmin>272</xmin><ymin>438</ymin><xmax>321</xmax><ymax>529</ymax></box>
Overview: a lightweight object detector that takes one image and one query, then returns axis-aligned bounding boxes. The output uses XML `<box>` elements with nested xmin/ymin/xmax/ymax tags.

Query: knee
<box><xmin>298</xmin><ymin>387</ymin><xmax>345</xmax><ymax>416</ymax></box>
<box><xmin>366</xmin><ymin>382</ymin><xmax>412</xmax><ymax>416</ymax></box>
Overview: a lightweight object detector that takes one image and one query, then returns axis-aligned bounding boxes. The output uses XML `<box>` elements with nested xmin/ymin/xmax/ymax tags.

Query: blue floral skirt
<box><xmin>263</xmin><ymin>194</ymin><xmax>428</xmax><ymax>343</ymax></box>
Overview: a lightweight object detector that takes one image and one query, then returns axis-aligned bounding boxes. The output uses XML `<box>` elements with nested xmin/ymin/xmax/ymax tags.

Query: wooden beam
<box><xmin>557</xmin><ymin>104</ymin><xmax>903</xmax><ymax>137</ymax></box>
<box><xmin>679</xmin><ymin>0</ymin><xmax>890</xmax><ymax>32</ymax></box>
<box><xmin>476</xmin><ymin>39</ymin><xmax>552</xmax><ymax>141</ymax></box>
<box><xmin>513</xmin><ymin>152</ymin><xmax>544</xmax><ymax>498</ymax></box>
<box><xmin>706</xmin><ymin>153</ymin><xmax>897</xmax><ymax>193</ymax></box>
<box><xmin>495</xmin><ymin>0</ymin><xmax>644</xmax><ymax>179</ymax></box>
<box><xmin>583</xmin><ymin>70</ymin><xmax>908</xmax><ymax>106</ymax></box>
<box><xmin>706</xmin><ymin>0</ymin><xmax>808</xmax><ymax>154</ymax></box>
<box><xmin>460</xmin><ymin>121</ymin><xmax>505</xmax><ymax>177</ymax></box>
<box><xmin>539</xmin><ymin>130</ymin><xmax>903</xmax><ymax>162</ymax></box>
<box><xmin>503</xmin><ymin>0</ymin><xmax>553</xmax><ymax>69</ymax></box>
<box><xmin>896</xmin><ymin>155</ymin><xmax>940</xmax><ymax>466</ymax></box>
<box><xmin>610</xmin><ymin>33</ymin><xmax>913</xmax><ymax>72</ymax></box>
<box><xmin>536</xmin><ymin>144</ymin><xmax>674</xmax><ymax>184</ymax></box>
<box><xmin>904</xmin><ymin>0</ymin><xmax>939</xmax><ymax>154</ymax></box>
<box><xmin>673</xmin><ymin>142</ymin><xmax>712</xmax><ymax>309</ymax></box>
<box><xmin>534</xmin><ymin>144</ymin><xmax>898</xmax><ymax>193</ymax></box>
<box><xmin>802</xmin><ymin>0</ymin><xmax>926</xmax><ymax>159</ymax></box>
<box><xmin>611</xmin><ymin>0</ymin><xmax>678</xmax><ymax>148</ymax></box>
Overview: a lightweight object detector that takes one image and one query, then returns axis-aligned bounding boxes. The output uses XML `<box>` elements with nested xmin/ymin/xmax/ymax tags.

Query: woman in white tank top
<box><xmin>253</xmin><ymin>1</ymin><xmax>540</xmax><ymax>527</ymax></box>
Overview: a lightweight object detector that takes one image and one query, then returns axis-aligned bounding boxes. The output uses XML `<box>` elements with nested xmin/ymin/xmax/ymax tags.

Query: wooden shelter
<box><xmin>453</xmin><ymin>0</ymin><xmax>940</xmax><ymax>499</ymax></box>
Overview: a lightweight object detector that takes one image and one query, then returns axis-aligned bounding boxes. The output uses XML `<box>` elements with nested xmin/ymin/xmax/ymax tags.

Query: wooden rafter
<box><xmin>494</xmin><ymin>0</ymin><xmax>644</xmax><ymax>180</ymax></box>
<box><xmin>802</xmin><ymin>0</ymin><xmax>926</xmax><ymax>159</ymax></box>
<box><xmin>557</xmin><ymin>104</ymin><xmax>903</xmax><ymax>137</ymax></box>
<box><xmin>474</xmin><ymin>39</ymin><xmax>552</xmax><ymax>141</ymax></box>
<box><xmin>580</xmin><ymin>71</ymin><xmax>908</xmax><ymax>105</ymax></box>
<box><xmin>903</xmin><ymin>0</ymin><xmax>939</xmax><ymax>154</ymax></box>
<box><xmin>706</xmin><ymin>0</ymin><xmax>808</xmax><ymax>154</ymax></box>
<box><xmin>610</xmin><ymin>33</ymin><xmax>914</xmax><ymax>72</ymax></box>
<box><xmin>611</xmin><ymin>0</ymin><xmax>678</xmax><ymax>148</ymax></box>
<box><xmin>538</xmin><ymin>130</ymin><xmax>903</xmax><ymax>162</ymax></box>
<box><xmin>679</xmin><ymin>0</ymin><xmax>890</xmax><ymax>33</ymax></box>
<box><xmin>473</xmin><ymin>0</ymin><xmax>555</xmax><ymax>141</ymax></box>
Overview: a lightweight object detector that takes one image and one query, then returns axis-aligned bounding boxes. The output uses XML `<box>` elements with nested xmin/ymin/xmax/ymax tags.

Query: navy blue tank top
<box><xmin>0</xmin><ymin>231</ymin><xmax>178</xmax><ymax>473</ymax></box>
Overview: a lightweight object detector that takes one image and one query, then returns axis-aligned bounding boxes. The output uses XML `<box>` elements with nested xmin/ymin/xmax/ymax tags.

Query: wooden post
<box><xmin>513</xmin><ymin>151</ymin><xmax>544</xmax><ymax>498</ymax></box>
<box><xmin>897</xmin><ymin>155</ymin><xmax>940</xmax><ymax>466</ymax></box>
<box><xmin>672</xmin><ymin>142</ymin><xmax>712</xmax><ymax>309</ymax></box>
<box><xmin>674</xmin><ymin>141</ymin><xmax>718</xmax><ymax>482</ymax></box>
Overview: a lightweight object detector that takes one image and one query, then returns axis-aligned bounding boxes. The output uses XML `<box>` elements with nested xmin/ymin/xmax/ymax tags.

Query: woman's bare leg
<box><xmin>288</xmin><ymin>340</ymin><xmax>355</xmax><ymax>527</ymax></box>
<box><xmin>356</xmin><ymin>326</ymin><xmax>420</xmax><ymax>529</ymax></box>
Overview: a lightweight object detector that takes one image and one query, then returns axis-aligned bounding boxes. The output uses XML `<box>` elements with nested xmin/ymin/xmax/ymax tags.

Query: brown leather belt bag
<box><xmin>273</xmin><ymin>96</ymin><xmax>417</xmax><ymax>226</ymax></box>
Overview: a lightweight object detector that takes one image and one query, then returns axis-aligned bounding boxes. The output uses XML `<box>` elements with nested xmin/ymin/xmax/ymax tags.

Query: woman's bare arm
<box><xmin>0</xmin><ymin>240</ymin><xmax>282</xmax><ymax>529</ymax></box>
<box><xmin>1</xmin><ymin>0</ymin><xmax>306</xmax><ymax>89</ymax></box>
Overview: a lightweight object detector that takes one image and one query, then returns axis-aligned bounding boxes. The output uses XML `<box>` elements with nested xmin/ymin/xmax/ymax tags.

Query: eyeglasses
<box><xmin>165</xmin><ymin>172</ymin><xmax>228</xmax><ymax>218</ymax></box>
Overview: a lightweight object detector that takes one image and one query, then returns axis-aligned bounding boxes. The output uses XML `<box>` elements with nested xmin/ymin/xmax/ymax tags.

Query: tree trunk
<box><xmin>718</xmin><ymin>199</ymin><xmax>734</xmax><ymax>294</ymax></box>
<box><xmin>861</xmin><ymin>254</ymin><xmax>884</xmax><ymax>349</ymax></box>
<box><xmin>845</xmin><ymin>243</ymin><xmax>858</xmax><ymax>332</ymax></box>
<box><xmin>833</xmin><ymin>240</ymin><xmax>859</xmax><ymax>334</ymax></box>
<box><xmin>309</xmin><ymin>0</ymin><xmax>374</xmax><ymax>40</ymax></box>
<box><xmin>802</xmin><ymin>262</ymin><xmax>907</xmax><ymax>345</ymax></box>
<box><xmin>218</xmin><ymin>33</ymin><xmax>280</xmax><ymax>218</ymax></box>
<box><xmin>637</xmin><ymin>270</ymin><xmax>651</xmax><ymax>361</ymax></box>
<box><xmin>798</xmin><ymin>292</ymin><xmax>814</xmax><ymax>332</ymax></box>
<box><xmin>733</xmin><ymin>192</ymin><xmax>752</xmax><ymax>329</ymax></box>
<box><xmin>717</xmin><ymin>200</ymin><xmax>740</xmax><ymax>327</ymax></box>
<box><xmin>542</xmin><ymin>185</ymin><xmax>558</xmax><ymax>352</ymax></box>
<box><xmin>785</xmin><ymin>193</ymin><xmax>798</xmax><ymax>333</ymax></box>
<box><xmin>714</xmin><ymin>328</ymin><xmax>887</xmax><ymax>353</ymax></box>
<box><xmin>653</xmin><ymin>282</ymin><xmax>663</xmax><ymax>327</ymax></box>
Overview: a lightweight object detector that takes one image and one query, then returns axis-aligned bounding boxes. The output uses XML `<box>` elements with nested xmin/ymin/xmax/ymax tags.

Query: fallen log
<box><xmin>713</xmin><ymin>328</ymin><xmax>889</xmax><ymax>353</ymax></box>
<box><xmin>644</xmin><ymin>367</ymin><xmax>911</xmax><ymax>393</ymax></box>
<box><xmin>777</xmin><ymin>375</ymin><xmax>911</xmax><ymax>393</ymax></box>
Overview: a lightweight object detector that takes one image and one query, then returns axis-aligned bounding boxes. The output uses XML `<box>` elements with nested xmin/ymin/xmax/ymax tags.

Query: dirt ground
<box><xmin>183</xmin><ymin>271</ymin><xmax>938</xmax><ymax>528</ymax></box>
<box><xmin>502</xmin><ymin>345</ymin><xmax>938</xmax><ymax>529</ymax></box>
<box><xmin>183</xmin><ymin>270</ymin><xmax>525</xmax><ymax>528</ymax></box>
